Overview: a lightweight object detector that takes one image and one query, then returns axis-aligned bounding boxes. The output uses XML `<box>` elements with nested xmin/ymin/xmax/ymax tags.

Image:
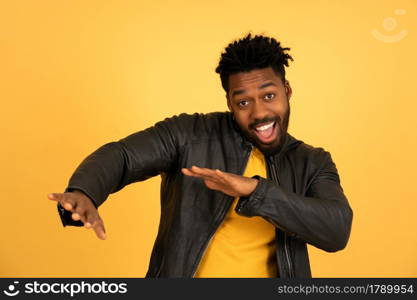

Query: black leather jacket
<box><xmin>58</xmin><ymin>111</ymin><xmax>353</xmax><ymax>278</ymax></box>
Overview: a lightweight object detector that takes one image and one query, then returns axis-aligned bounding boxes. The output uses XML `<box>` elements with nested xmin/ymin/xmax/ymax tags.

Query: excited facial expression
<box><xmin>227</xmin><ymin>67</ymin><xmax>292</xmax><ymax>155</ymax></box>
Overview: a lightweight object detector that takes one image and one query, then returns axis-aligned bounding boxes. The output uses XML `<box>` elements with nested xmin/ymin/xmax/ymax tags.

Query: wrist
<box><xmin>242</xmin><ymin>178</ymin><xmax>259</xmax><ymax>197</ymax></box>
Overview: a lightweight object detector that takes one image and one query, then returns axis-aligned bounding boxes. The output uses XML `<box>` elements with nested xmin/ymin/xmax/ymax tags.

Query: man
<box><xmin>48</xmin><ymin>34</ymin><xmax>353</xmax><ymax>278</ymax></box>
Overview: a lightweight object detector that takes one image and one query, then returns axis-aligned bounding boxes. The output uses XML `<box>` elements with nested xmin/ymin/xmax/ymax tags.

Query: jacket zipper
<box><xmin>283</xmin><ymin>233</ymin><xmax>293</xmax><ymax>278</ymax></box>
<box><xmin>191</xmin><ymin>198</ymin><xmax>231</xmax><ymax>277</ymax></box>
<box><xmin>191</xmin><ymin>146</ymin><xmax>253</xmax><ymax>277</ymax></box>
<box><xmin>268</xmin><ymin>156</ymin><xmax>294</xmax><ymax>278</ymax></box>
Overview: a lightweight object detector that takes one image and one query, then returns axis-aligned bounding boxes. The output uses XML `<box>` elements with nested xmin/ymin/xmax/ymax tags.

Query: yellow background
<box><xmin>1</xmin><ymin>0</ymin><xmax>416</xmax><ymax>277</ymax></box>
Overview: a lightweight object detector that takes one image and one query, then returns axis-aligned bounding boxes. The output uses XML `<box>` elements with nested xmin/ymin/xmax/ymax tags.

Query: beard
<box><xmin>238</xmin><ymin>105</ymin><xmax>290</xmax><ymax>156</ymax></box>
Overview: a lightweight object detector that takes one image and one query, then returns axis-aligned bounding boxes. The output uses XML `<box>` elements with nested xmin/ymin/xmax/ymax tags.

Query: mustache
<box><xmin>249</xmin><ymin>116</ymin><xmax>281</xmax><ymax>130</ymax></box>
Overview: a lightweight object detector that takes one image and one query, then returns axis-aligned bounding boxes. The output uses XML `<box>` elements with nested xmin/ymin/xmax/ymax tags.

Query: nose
<box><xmin>250</xmin><ymin>99</ymin><xmax>268</xmax><ymax>120</ymax></box>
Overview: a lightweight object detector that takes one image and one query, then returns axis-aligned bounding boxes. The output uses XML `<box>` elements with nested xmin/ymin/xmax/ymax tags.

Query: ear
<box><xmin>284</xmin><ymin>80</ymin><xmax>292</xmax><ymax>101</ymax></box>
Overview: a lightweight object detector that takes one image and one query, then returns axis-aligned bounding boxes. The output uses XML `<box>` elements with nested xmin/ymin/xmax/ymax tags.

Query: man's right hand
<box><xmin>48</xmin><ymin>190</ymin><xmax>107</xmax><ymax>240</ymax></box>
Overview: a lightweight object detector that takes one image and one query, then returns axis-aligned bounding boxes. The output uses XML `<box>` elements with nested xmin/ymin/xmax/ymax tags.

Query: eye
<box><xmin>238</xmin><ymin>100</ymin><xmax>249</xmax><ymax>107</ymax></box>
<box><xmin>264</xmin><ymin>93</ymin><xmax>275</xmax><ymax>100</ymax></box>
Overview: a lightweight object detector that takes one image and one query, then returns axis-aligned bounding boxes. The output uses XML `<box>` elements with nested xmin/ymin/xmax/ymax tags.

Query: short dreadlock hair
<box><xmin>215</xmin><ymin>33</ymin><xmax>293</xmax><ymax>93</ymax></box>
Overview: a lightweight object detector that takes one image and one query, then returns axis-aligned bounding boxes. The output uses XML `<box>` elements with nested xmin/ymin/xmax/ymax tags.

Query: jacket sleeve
<box><xmin>58</xmin><ymin>115</ymin><xmax>185</xmax><ymax>226</ymax></box>
<box><xmin>235</xmin><ymin>151</ymin><xmax>353</xmax><ymax>252</ymax></box>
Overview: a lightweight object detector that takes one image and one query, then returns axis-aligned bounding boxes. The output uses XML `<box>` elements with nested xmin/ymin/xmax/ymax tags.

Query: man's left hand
<box><xmin>181</xmin><ymin>166</ymin><xmax>258</xmax><ymax>197</ymax></box>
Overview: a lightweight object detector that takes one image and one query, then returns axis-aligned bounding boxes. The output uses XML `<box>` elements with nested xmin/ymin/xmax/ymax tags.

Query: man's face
<box><xmin>227</xmin><ymin>67</ymin><xmax>292</xmax><ymax>155</ymax></box>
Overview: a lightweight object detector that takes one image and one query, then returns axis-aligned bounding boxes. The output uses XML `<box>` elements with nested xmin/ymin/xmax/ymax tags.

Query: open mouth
<box><xmin>253</xmin><ymin>121</ymin><xmax>278</xmax><ymax>144</ymax></box>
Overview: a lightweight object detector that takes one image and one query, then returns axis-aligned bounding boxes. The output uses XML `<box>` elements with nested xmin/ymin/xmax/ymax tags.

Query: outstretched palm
<box><xmin>181</xmin><ymin>166</ymin><xmax>258</xmax><ymax>197</ymax></box>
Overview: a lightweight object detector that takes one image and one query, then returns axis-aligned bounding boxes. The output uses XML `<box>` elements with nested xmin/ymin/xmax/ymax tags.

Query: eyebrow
<box><xmin>231</xmin><ymin>81</ymin><xmax>277</xmax><ymax>98</ymax></box>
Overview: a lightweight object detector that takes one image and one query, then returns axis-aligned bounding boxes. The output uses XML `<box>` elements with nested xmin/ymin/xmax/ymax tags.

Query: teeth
<box><xmin>256</xmin><ymin>122</ymin><xmax>274</xmax><ymax>132</ymax></box>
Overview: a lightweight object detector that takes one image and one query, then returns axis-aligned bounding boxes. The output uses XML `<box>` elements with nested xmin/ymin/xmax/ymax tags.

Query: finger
<box><xmin>204</xmin><ymin>178</ymin><xmax>222</xmax><ymax>191</ymax></box>
<box><xmin>191</xmin><ymin>165</ymin><xmax>217</xmax><ymax>174</ymax></box>
<box><xmin>214</xmin><ymin>169</ymin><xmax>229</xmax><ymax>181</ymax></box>
<box><xmin>195</xmin><ymin>168</ymin><xmax>226</xmax><ymax>183</ymax></box>
<box><xmin>215</xmin><ymin>169</ymin><xmax>225</xmax><ymax>176</ymax></box>
<box><xmin>48</xmin><ymin>193</ymin><xmax>76</xmax><ymax>211</ymax></box>
<box><xmin>48</xmin><ymin>193</ymin><xmax>58</xmax><ymax>201</ymax></box>
<box><xmin>182</xmin><ymin>168</ymin><xmax>210</xmax><ymax>179</ymax></box>
<box><xmin>190</xmin><ymin>166</ymin><xmax>221</xmax><ymax>180</ymax></box>
<box><xmin>85</xmin><ymin>212</ymin><xmax>106</xmax><ymax>240</ymax></box>
<box><xmin>92</xmin><ymin>220</ymin><xmax>106</xmax><ymax>240</ymax></box>
<box><xmin>84</xmin><ymin>209</ymin><xmax>97</xmax><ymax>229</ymax></box>
<box><xmin>181</xmin><ymin>168</ymin><xmax>197</xmax><ymax>176</ymax></box>
<box><xmin>74</xmin><ymin>200</ymin><xmax>90</xmax><ymax>221</ymax></box>
<box><xmin>72</xmin><ymin>208</ymin><xmax>87</xmax><ymax>223</ymax></box>
<box><xmin>70</xmin><ymin>212</ymin><xmax>79</xmax><ymax>221</ymax></box>
<box><xmin>184</xmin><ymin>170</ymin><xmax>221</xmax><ymax>183</ymax></box>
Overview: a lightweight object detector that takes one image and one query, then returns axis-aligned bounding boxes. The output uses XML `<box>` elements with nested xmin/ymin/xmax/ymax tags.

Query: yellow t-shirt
<box><xmin>194</xmin><ymin>147</ymin><xmax>278</xmax><ymax>277</ymax></box>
